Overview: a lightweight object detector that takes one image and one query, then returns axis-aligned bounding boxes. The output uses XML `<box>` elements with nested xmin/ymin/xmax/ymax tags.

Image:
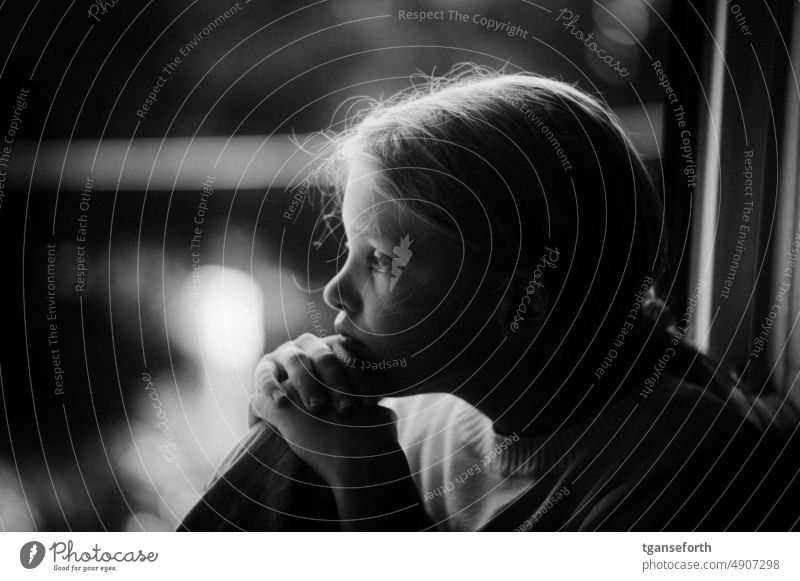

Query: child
<box><xmin>247</xmin><ymin>65</ymin><xmax>789</xmax><ymax>531</ymax></box>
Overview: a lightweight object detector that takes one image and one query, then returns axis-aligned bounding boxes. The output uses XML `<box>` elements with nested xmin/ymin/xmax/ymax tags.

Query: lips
<box><xmin>333</xmin><ymin>319</ymin><xmax>369</xmax><ymax>357</ymax></box>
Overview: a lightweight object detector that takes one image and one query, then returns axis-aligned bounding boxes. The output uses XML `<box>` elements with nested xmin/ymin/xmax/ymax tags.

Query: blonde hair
<box><xmin>306</xmin><ymin>64</ymin><xmax>668</xmax><ymax>348</ymax></box>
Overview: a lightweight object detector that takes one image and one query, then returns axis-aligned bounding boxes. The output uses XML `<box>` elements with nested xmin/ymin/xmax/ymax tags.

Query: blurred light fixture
<box><xmin>174</xmin><ymin>265</ymin><xmax>264</xmax><ymax>368</ymax></box>
<box><xmin>592</xmin><ymin>0</ymin><xmax>651</xmax><ymax>47</ymax></box>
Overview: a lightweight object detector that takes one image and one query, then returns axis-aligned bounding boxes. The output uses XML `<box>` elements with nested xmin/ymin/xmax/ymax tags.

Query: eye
<box><xmin>368</xmin><ymin>252</ymin><xmax>393</xmax><ymax>275</ymax></box>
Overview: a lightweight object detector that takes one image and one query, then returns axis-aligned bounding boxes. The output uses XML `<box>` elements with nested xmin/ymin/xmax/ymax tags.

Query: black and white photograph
<box><xmin>0</xmin><ymin>0</ymin><xmax>799</xmax><ymax>577</ymax></box>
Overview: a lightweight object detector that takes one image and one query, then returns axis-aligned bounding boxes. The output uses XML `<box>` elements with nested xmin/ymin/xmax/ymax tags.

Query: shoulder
<box><xmin>582</xmin><ymin>371</ymin><xmax>767</xmax><ymax>530</ymax></box>
<box><xmin>637</xmin><ymin>368</ymin><xmax>760</xmax><ymax>439</ymax></box>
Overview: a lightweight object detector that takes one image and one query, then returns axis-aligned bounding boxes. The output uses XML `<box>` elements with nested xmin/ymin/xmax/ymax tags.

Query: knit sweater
<box><xmin>382</xmin><ymin>373</ymin><xmax>767</xmax><ymax>531</ymax></box>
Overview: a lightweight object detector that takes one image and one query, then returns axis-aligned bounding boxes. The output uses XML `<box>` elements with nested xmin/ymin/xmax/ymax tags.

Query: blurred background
<box><xmin>1</xmin><ymin>0</ymin><xmax>796</xmax><ymax>532</ymax></box>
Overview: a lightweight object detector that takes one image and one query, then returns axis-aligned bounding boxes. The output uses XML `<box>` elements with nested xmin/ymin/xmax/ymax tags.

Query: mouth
<box><xmin>333</xmin><ymin>321</ymin><xmax>369</xmax><ymax>357</ymax></box>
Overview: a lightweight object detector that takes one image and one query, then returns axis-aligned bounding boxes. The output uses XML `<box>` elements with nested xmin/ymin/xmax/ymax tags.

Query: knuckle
<box><xmin>286</xmin><ymin>351</ymin><xmax>311</xmax><ymax>369</ymax></box>
<box><xmin>249</xmin><ymin>393</ymin><xmax>270</xmax><ymax>419</ymax></box>
<box><xmin>255</xmin><ymin>368</ymin><xmax>275</xmax><ymax>387</ymax></box>
<box><xmin>295</xmin><ymin>378</ymin><xmax>320</xmax><ymax>399</ymax></box>
<box><xmin>297</xmin><ymin>332</ymin><xmax>329</xmax><ymax>352</ymax></box>
<box><xmin>255</xmin><ymin>353</ymin><xmax>275</xmax><ymax>369</ymax></box>
<box><xmin>293</xmin><ymin>333</ymin><xmax>318</xmax><ymax>349</ymax></box>
<box><xmin>271</xmin><ymin>342</ymin><xmax>291</xmax><ymax>357</ymax></box>
<box><xmin>256</xmin><ymin>379</ymin><xmax>280</xmax><ymax>397</ymax></box>
<box><xmin>255</xmin><ymin>356</ymin><xmax>276</xmax><ymax>375</ymax></box>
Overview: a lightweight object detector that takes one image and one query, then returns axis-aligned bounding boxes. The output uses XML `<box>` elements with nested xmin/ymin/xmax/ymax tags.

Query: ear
<box><xmin>495</xmin><ymin>269</ymin><xmax>550</xmax><ymax>341</ymax></box>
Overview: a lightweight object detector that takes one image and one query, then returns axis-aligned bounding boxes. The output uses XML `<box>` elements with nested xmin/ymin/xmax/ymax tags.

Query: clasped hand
<box><xmin>248</xmin><ymin>333</ymin><xmax>404</xmax><ymax>488</ymax></box>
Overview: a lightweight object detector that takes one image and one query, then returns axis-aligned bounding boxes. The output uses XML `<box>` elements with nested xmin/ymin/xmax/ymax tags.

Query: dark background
<box><xmin>0</xmin><ymin>0</ymin><xmax>675</xmax><ymax>530</ymax></box>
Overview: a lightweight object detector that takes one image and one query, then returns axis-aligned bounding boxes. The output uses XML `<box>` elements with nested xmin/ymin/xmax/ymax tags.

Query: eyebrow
<box><xmin>344</xmin><ymin>233</ymin><xmax>391</xmax><ymax>254</ymax></box>
<box><xmin>345</xmin><ymin>219</ymin><xmax>385</xmax><ymax>244</ymax></box>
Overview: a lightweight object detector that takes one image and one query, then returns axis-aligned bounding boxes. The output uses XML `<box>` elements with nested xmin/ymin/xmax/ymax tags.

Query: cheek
<box><xmin>356</xmin><ymin>280</ymin><xmax>494</xmax><ymax>386</ymax></box>
<box><xmin>365</xmin><ymin>280</ymin><xmax>463</xmax><ymax>340</ymax></box>
<box><xmin>362</xmin><ymin>255</ymin><xmax>483</xmax><ymax>335</ymax></box>
<box><xmin>360</xmin><ymin>296</ymin><xmax>417</xmax><ymax>335</ymax></box>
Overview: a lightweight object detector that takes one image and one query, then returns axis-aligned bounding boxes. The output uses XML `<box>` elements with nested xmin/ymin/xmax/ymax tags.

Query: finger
<box><xmin>255</xmin><ymin>356</ymin><xmax>286</xmax><ymax>395</ymax></box>
<box><xmin>284</xmin><ymin>350</ymin><xmax>328</xmax><ymax>414</ymax></box>
<box><xmin>250</xmin><ymin>392</ymin><xmax>272</xmax><ymax>425</ymax></box>
<box><xmin>293</xmin><ymin>332</ymin><xmax>326</xmax><ymax>350</ymax></box>
<box><xmin>307</xmin><ymin>342</ymin><xmax>355</xmax><ymax>415</ymax></box>
<box><xmin>247</xmin><ymin>396</ymin><xmax>286</xmax><ymax>427</ymax></box>
<box><xmin>256</xmin><ymin>375</ymin><xmax>286</xmax><ymax>402</ymax></box>
<box><xmin>247</xmin><ymin>401</ymin><xmax>259</xmax><ymax>428</ymax></box>
<box><xmin>250</xmin><ymin>380</ymin><xmax>292</xmax><ymax>425</ymax></box>
<box><xmin>251</xmin><ymin>388</ymin><xmax>295</xmax><ymax>421</ymax></box>
<box><xmin>250</xmin><ymin>389</ymin><xmax>313</xmax><ymax>446</ymax></box>
<box><xmin>254</xmin><ymin>360</ymin><xmax>291</xmax><ymax>410</ymax></box>
<box><xmin>270</xmin><ymin>378</ymin><xmax>294</xmax><ymax>409</ymax></box>
<box><xmin>325</xmin><ymin>335</ymin><xmax>379</xmax><ymax>406</ymax></box>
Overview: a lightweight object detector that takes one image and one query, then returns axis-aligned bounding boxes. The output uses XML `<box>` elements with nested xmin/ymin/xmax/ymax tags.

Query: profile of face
<box><xmin>322</xmin><ymin>161</ymin><xmax>501</xmax><ymax>397</ymax></box>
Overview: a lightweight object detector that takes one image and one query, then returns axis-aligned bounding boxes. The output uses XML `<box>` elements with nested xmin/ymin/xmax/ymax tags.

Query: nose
<box><xmin>323</xmin><ymin>267</ymin><xmax>362</xmax><ymax>316</ymax></box>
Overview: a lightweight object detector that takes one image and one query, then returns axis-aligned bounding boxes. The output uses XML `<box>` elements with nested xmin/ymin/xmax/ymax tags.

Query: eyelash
<box><xmin>342</xmin><ymin>241</ymin><xmax>392</xmax><ymax>276</ymax></box>
<box><xmin>368</xmin><ymin>252</ymin><xmax>393</xmax><ymax>275</ymax></box>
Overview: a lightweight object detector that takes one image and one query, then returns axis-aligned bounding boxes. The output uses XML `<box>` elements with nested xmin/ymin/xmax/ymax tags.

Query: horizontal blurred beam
<box><xmin>9</xmin><ymin>134</ymin><xmax>319</xmax><ymax>192</ymax></box>
<box><xmin>9</xmin><ymin>104</ymin><xmax>661</xmax><ymax>192</ymax></box>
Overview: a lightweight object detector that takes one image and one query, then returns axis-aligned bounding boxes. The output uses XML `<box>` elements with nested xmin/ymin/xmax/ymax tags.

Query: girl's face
<box><xmin>322</xmin><ymin>161</ymin><xmax>498</xmax><ymax>396</ymax></box>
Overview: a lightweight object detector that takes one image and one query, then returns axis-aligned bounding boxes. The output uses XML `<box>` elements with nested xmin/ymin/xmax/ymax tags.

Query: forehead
<box><xmin>342</xmin><ymin>161</ymin><xmax>406</xmax><ymax>243</ymax></box>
